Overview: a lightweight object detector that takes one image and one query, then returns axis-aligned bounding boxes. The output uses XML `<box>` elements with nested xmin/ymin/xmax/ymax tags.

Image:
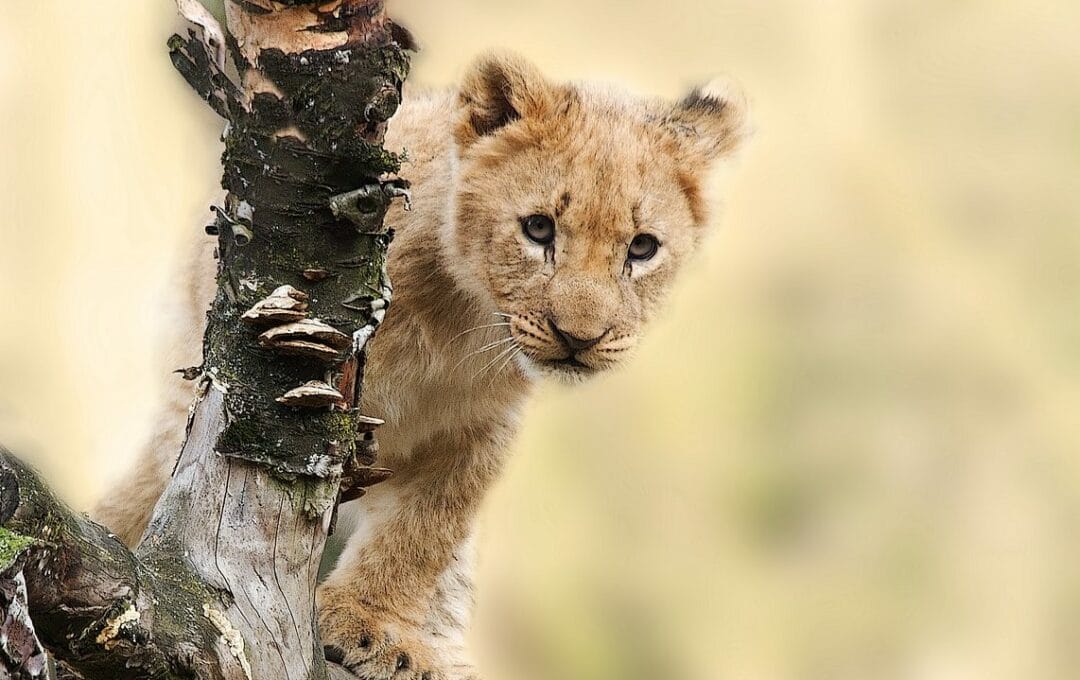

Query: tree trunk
<box><xmin>0</xmin><ymin>1</ymin><xmax>411</xmax><ymax>677</ymax></box>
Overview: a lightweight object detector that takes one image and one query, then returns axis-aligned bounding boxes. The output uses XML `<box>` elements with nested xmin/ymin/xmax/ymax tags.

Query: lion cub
<box><xmin>95</xmin><ymin>53</ymin><xmax>750</xmax><ymax>679</ymax></box>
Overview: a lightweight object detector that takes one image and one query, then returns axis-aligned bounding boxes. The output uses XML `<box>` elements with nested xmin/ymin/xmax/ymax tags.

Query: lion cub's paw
<box><xmin>320</xmin><ymin>595</ymin><xmax>445</xmax><ymax>680</ymax></box>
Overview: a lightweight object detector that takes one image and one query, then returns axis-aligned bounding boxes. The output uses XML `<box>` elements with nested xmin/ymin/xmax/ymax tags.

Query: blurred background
<box><xmin>2</xmin><ymin>1</ymin><xmax>1080</xmax><ymax>679</ymax></box>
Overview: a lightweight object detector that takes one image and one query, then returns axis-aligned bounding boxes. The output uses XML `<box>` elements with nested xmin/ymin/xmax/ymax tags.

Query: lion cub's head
<box><xmin>443</xmin><ymin>53</ymin><xmax>751</xmax><ymax>382</ymax></box>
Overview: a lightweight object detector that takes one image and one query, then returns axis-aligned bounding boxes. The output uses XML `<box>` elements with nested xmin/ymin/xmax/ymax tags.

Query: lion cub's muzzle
<box><xmin>508</xmin><ymin>312</ymin><xmax>635</xmax><ymax>376</ymax></box>
<box><xmin>546</xmin><ymin>317</ymin><xmax>608</xmax><ymax>370</ymax></box>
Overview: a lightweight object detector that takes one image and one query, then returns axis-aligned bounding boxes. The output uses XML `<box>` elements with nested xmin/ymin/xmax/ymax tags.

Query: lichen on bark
<box><xmin>204</xmin><ymin>28</ymin><xmax>408</xmax><ymax>482</ymax></box>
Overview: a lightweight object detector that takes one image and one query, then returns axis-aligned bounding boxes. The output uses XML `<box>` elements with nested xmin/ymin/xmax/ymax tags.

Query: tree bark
<box><xmin>0</xmin><ymin>1</ymin><xmax>411</xmax><ymax>677</ymax></box>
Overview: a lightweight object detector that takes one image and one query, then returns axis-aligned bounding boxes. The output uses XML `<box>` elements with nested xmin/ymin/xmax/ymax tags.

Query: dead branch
<box><xmin>1</xmin><ymin>0</ymin><xmax>412</xmax><ymax>677</ymax></box>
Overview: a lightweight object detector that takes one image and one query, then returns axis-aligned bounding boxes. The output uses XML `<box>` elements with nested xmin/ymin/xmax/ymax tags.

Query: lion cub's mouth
<box><xmin>515</xmin><ymin>350</ymin><xmax>599</xmax><ymax>380</ymax></box>
<box><xmin>551</xmin><ymin>356</ymin><xmax>594</xmax><ymax>372</ymax></box>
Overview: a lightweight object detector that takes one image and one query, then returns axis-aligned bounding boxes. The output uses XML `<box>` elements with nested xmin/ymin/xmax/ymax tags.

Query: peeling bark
<box><xmin>1</xmin><ymin>0</ymin><xmax>411</xmax><ymax>677</ymax></box>
<box><xmin>0</xmin><ymin>530</ymin><xmax>47</xmax><ymax>679</ymax></box>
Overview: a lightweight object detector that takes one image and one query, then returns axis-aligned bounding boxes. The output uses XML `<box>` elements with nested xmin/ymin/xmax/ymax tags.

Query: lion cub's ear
<box><xmin>667</xmin><ymin>76</ymin><xmax>753</xmax><ymax>164</ymax></box>
<box><xmin>455</xmin><ymin>52</ymin><xmax>555</xmax><ymax>148</ymax></box>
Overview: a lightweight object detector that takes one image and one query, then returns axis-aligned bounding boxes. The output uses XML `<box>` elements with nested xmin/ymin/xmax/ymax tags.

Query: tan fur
<box><xmin>93</xmin><ymin>53</ymin><xmax>749</xmax><ymax>679</ymax></box>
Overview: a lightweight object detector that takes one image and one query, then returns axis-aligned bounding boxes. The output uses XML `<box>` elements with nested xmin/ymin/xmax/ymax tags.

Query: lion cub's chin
<box><xmin>514</xmin><ymin>352</ymin><xmax>603</xmax><ymax>385</ymax></box>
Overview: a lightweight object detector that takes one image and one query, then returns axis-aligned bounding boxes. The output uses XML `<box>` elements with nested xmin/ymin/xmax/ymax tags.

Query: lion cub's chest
<box><xmin>360</xmin><ymin>359</ymin><xmax>527</xmax><ymax>471</ymax></box>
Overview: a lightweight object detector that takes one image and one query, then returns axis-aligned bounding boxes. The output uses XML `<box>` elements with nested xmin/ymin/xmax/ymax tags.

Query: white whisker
<box><xmin>474</xmin><ymin>337</ymin><xmax>514</xmax><ymax>355</ymax></box>
<box><xmin>490</xmin><ymin>347</ymin><xmax>523</xmax><ymax>385</ymax></box>
<box><xmin>473</xmin><ymin>343</ymin><xmax>519</xmax><ymax>381</ymax></box>
<box><xmin>443</xmin><ymin>322</ymin><xmax>510</xmax><ymax>348</ymax></box>
<box><xmin>450</xmin><ymin>336</ymin><xmax>515</xmax><ymax>373</ymax></box>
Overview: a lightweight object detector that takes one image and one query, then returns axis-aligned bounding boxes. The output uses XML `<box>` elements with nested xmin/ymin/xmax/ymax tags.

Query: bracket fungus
<box><xmin>276</xmin><ymin>381</ymin><xmax>348</xmax><ymax>409</ymax></box>
<box><xmin>263</xmin><ymin>340</ymin><xmax>341</xmax><ymax>363</ymax></box>
<box><xmin>259</xmin><ymin>319</ymin><xmax>351</xmax><ymax>350</ymax></box>
<box><xmin>339</xmin><ymin>464</ymin><xmax>395</xmax><ymax>503</ymax></box>
<box><xmin>353</xmin><ymin>414</ymin><xmax>385</xmax><ymax>432</ymax></box>
<box><xmin>241</xmin><ymin>285</ymin><xmax>310</xmax><ymax>326</ymax></box>
<box><xmin>258</xmin><ymin>318</ymin><xmax>351</xmax><ymax>362</ymax></box>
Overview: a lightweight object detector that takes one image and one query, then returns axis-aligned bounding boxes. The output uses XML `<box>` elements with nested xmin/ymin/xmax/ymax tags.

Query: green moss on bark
<box><xmin>0</xmin><ymin>527</ymin><xmax>33</xmax><ymax>572</ymax></box>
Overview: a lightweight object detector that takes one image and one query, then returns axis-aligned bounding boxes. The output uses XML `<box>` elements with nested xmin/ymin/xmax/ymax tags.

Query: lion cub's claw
<box><xmin>319</xmin><ymin>598</ymin><xmax>445</xmax><ymax>680</ymax></box>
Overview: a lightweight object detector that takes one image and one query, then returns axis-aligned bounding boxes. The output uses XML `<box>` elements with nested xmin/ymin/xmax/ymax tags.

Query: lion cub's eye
<box><xmin>628</xmin><ymin>234</ymin><xmax>660</xmax><ymax>261</ymax></box>
<box><xmin>521</xmin><ymin>214</ymin><xmax>556</xmax><ymax>246</ymax></box>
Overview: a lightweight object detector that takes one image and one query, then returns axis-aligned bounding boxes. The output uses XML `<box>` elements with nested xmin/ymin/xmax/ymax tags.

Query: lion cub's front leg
<box><xmin>319</xmin><ymin>431</ymin><xmax>504</xmax><ymax>679</ymax></box>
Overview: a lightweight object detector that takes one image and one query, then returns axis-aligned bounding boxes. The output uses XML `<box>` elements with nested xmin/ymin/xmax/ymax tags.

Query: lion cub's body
<box><xmin>95</xmin><ymin>55</ymin><xmax>748</xmax><ymax>679</ymax></box>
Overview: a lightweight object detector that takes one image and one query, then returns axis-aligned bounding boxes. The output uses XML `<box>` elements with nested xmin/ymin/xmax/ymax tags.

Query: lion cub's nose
<box><xmin>547</xmin><ymin>317</ymin><xmax>607</xmax><ymax>354</ymax></box>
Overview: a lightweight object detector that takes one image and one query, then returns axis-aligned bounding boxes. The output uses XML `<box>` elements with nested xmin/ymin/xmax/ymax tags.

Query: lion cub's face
<box><xmin>445</xmin><ymin>55</ymin><xmax>750</xmax><ymax>382</ymax></box>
